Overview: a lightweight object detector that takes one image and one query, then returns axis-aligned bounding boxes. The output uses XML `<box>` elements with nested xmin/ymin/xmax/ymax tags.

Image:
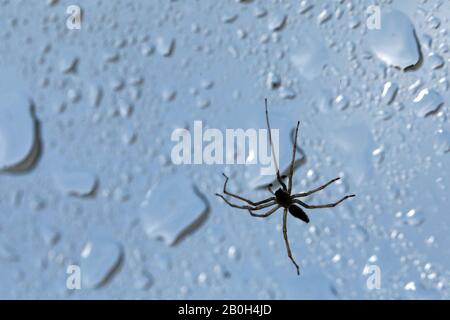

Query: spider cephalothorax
<box><xmin>215</xmin><ymin>99</ymin><xmax>355</xmax><ymax>275</ymax></box>
<box><xmin>274</xmin><ymin>188</ymin><xmax>310</xmax><ymax>224</ymax></box>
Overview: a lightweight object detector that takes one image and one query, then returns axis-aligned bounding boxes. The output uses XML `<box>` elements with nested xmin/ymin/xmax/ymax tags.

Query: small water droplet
<box><xmin>299</xmin><ymin>1</ymin><xmax>314</xmax><ymax>14</ymax></box>
<box><xmin>434</xmin><ymin>129</ymin><xmax>450</xmax><ymax>155</ymax></box>
<box><xmin>162</xmin><ymin>88</ymin><xmax>177</xmax><ymax>102</ymax></box>
<box><xmin>404</xmin><ymin>281</ymin><xmax>416</xmax><ymax>291</ymax></box>
<box><xmin>334</xmin><ymin>94</ymin><xmax>349</xmax><ymax>110</ymax></box>
<box><xmin>404</xmin><ymin>209</ymin><xmax>425</xmax><ymax>227</ymax></box>
<box><xmin>227</xmin><ymin>246</ymin><xmax>240</xmax><ymax>261</ymax></box>
<box><xmin>156</xmin><ymin>37</ymin><xmax>175</xmax><ymax>56</ymax></box>
<box><xmin>134</xmin><ymin>270</ymin><xmax>153</xmax><ymax>290</ymax></box>
<box><xmin>59</xmin><ymin>54</ymin><xmax>78</xmax><ymax>74</ymax></box>
<box><xmin>381</xmin><ymin>81</ymin><xmax>398</xmax><ymax>105</ymax></box>
<box><xmin>427</xmin><ymin>16</ymin><xmax>440</xmax><ymax>29</ymax></box>
<box><xmin>428</xmin><ymin>52</ymin><xmax>444</xmax><ymax>69</ymax></box>
<box><xmin>279</xmin><ymin>86</ymin><xmax>296</xmax><ymax>100</ymax></box>
<box><xmin>268</xmin><ymin>12</ymin><xmax>287</xmax><ymax>32</ymax></box>
<box><xmin>317</xmin><ymin>9</ymin><xmax>332</xmax><ymax>24</ymax></box>
<box><xmin>266</xmin><ymin>72</ymin><xmax>281</xmax><ymax>89</ymax></box>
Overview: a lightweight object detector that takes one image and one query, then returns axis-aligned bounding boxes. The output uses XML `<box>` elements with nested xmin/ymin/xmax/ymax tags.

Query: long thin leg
<box><xmin>288</xmin><ymin>121</ymin><xmax>300</xmax><ymax>193</ymax></box>
<box><xmin>292</xmin><ymin>177</ymin><xmax>341</xmax><ymax>198</ymax></box>
<box><xmin>248</xmin><ymin>205</ymin><xmax>280</xmax><ymax>217</ymax></box>
<box><xmin>265</xmin><ymin>99</ymin><xmax>287</xmax><ymax>191</ymax></box>
<box><xmin>221</xmin><ymin>173</ymin><xmax>275</xmax><ymax>205</ymax></box>
<box><xmin>294</xmin><ymin>194</ymin><xmax>355</xmax><ymax>209</ymax></box>
<box><xmin>215</xmin><ymin>193</ymin><xmax>276</xmax><ymax>211</ymax></box>
<box><xmin>282</xmin><ymin>208</ymin><xmax>300</xmax><ymax>275</ymax></box>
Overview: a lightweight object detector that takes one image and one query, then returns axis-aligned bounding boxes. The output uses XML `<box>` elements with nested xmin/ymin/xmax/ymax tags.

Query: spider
<box><xmin>215</xmin><ymin>99</ymin><xmax>355</xmax><ymax>275</ymax></box>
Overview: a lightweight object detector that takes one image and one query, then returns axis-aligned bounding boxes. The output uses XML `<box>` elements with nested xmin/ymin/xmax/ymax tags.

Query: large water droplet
<box><xmin>54</xmin><ymin>170</ymin><xmax>98</xmax><ymax>197</ymax></box>
<box><xmin>140</xmin><ymin>173</ymin><xmax>208</xmax><ymax>246</ymax></box>
<box><xmin>413</xmin><ymin>89</ymin><xmax>444</xmax><ymax>117</ymax></box>
<box><xmin>80</xmin><ymin>238</ymin><xmax>123</xmax><ymax>289</ymax></box>
<box><xmin>367</xmin><ymin>10</ymin><xmax>421</xmax><ymax>70</ymax></box>
<box><xmin>0</xmin><ymin>73</ymin><xmax>39</xmax><ymax>172</ymax></box>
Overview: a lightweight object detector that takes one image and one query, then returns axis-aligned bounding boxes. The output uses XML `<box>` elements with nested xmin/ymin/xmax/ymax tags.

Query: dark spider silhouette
<box><xmin>215</xmin><ymin>99</ymin><xmax>355</xmax><ymax>275</ymax></box>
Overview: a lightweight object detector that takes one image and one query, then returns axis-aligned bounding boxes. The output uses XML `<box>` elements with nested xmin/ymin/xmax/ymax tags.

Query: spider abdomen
<box><xmin>289</xmin><ymin>205</ymin><xmax>310</xmax><ymax>223</ymax></box>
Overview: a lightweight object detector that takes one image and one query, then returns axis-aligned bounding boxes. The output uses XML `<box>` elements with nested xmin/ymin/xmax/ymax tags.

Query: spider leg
<box><xmin>215</xmin><ymin>193</ymin><xmax>276</xmax><ymax>211</ymax></box>
<box><xmin>248</xmin><ymin>204</ymin><xmax>280</xmax><ymax>218</ymax></box>
<box><xmin>288</xmin><ymin>121</ymin><xmax>300</xmax><ymax>194</ymax></box>
<box><xmin>265</xmin><ymin>99</ymin><xmax>287</xmax><ymax>191</ymax></box>
<box><xmin>294</xmin><ymin>194</ymin><xmax>355</xmax><ymax>209</ymax></box>
<box><xmin>221</xmin><ymin>173</ymin><xmax>275</xmax><ymax>205</ymax></box>
<box><xmin>267</xmin><ymin>184</ymin><xmax>275</xmax><ymax>195</ymax></box>
<box><xmin>282</xmin><ymin>208</ymin><xmax>300</xmax><ymax>275</ymax></box>
<box><xmin>292</xmin><ymin>177</ymin><xmax>341</xmax><ymax>198</ymax></box>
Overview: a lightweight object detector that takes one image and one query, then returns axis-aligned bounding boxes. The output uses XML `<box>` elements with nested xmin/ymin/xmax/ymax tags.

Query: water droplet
<box><xmin>408</xmin><ymin>79</ymin><xmax>423</xmax><ymax>94</ymax></box>
<box><xmin>279</xmin><ymin>86</ymin><xmax>296</xmax><ymax>100</ymax></box>
<box><xmin>54</xmin><ymin>170</ymin><xmax>98</xmax><ymax>197</ymax></box>
<box><xmin>268</xmin><ymin>12</ymin><xmax>287</xmax><ymax>32</ymax></box>
<box><xmin>59</xmin><ymin>54</ymin><xmax>78</xmax><ymax>74</ymax></box>
<box><xmin>404</xmin><ymin>281</ymin><xmax>416</xmax><ymax>291</ymax></box>
<box><xmin>197</xmin><ymin>272</ymin><xmax>208</xmax><ymax>285</ymax></box>
<box><xmin>438</xmin><ymin>77</ymin><xmax>449</xmax><ymax>91</ymax></box>
<box><xmin>404</xmin><ymin>209</ymin><xmax>425</xmax><ymax>227</ymax></box>
<box><xmin>80</xmin><ymin>238</ymin><xmax>123</xmax><ymax>289</ymax></box>
<box><xmin>140</xmin><ymin>173</ymin><xmax>208</xmax><ymax>246</ymax></box>
<box><xmin>381</xmin><ymin>81</ymin><xmax>398</xmax><ymax>105</ymax></box>
<box><xmin>413</xmin><ymin>89</ymin><xmax>444</xmax><ymax>117</ymax></box>
<box><xmin>221</xmin><ymin>13</ymin><xmax>238</xmax><ymax>24</ymax></box>
<box><xmin>367</xmin><ymin>10</ymin><xmax>420</xmax><ymax>69</ymax></box>
<box><xmin>67</xmin><ymin>88</ymin><xmax>81</xmax><ymax>102</ymax></box>
<box><xmin>253</xmin><ymin>6</ymin><xmax>267</xmax><ymax>18</ymax></box>
<box><xmin>141</xmin><ymin>43</ymin><xmax>155</xmax><ymax>56</ymax></box>
<box><xmin>0</xmin><ymin>243</ymin><xmax>19</xmax><ymax>262</ymax></box>
<box><xmin>227</xmin><ymin>246</ymin><xmax>240</xmax><ymax>261</ymax></box>
<box><xmin>306</xmin><ymin>169</ymin><xmax>318</xmax><ymax>182</ymax></box>
<box><xmin>156</xmin><ymin>37</ymin><xmax>175</xmax><ymax>57</ymax></box>
<box><xmin>372</xmin><ymin>147</ymin><xmax>385</xmax><ymax>165</ymax></box>
<box><xmin>428</xmin><ymin>52</ymin><xmax>444</xmax><ymax>69</ymax></box>
<box><xmin>196</xmin><ymin>97</ymin><xmax>210</xmax><ymax>109</ymax></box>
<box><xmin>427</xmin><ymin>16</ymin><xmax>440</xmax><ymax>29</ymax></box>
<box><xmin>317</xmin><ymin>9</ymin><xmax>332</xmax><ymax>24</ymax></box>
<box><xmin>434</xmin><ymin>129</ymin><xmax>450</xmax><ymax>155</ymax></box>
<box><xmin>162</xmin><ymin>88</ymin><xmax>177</xmax><ymax>102</ymax></box>
<box><xmin>38</xmin><ymin>225</ymin><xmax>60</xmax><ymax>246</ymax></box>
<box><xmin>134</xmin><ymin>270</ymin><xmax>153</xmax><ymax>290</ymax></box>
<box><xmin>0</xmin><ymin>81</ymin><xmax>39</xmax><ymax>172</ymax></box>
<box><xmin>88</xmin><ymin>84</ymin><xmax>103</xmax><ymax>107</ymax></box>
<box><xmin>332</xmin><ymin>254</ymin><xmax>341</xmax><ymax>263</ymax></box>
<box><xmin>266</xmin><ymin>72</ymin><xmax>281</xmax><ymax>89</ymax></box>
<box><xmin>299</xmin><ymin>1</ymin><xmax>314</xmax><ymax>14</ymax></box>
<box><xmin>334</xmin><ymin>94</ymin><xmax>349</xmax><ymax>110</ymax></box>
